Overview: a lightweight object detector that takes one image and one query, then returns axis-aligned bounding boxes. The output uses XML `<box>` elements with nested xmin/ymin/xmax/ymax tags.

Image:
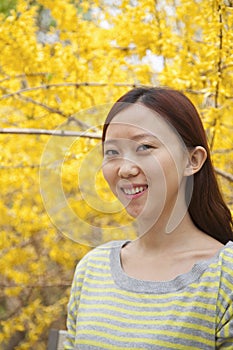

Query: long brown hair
<box><xmin>102</xmin><ymin>87</ymin><xmax>233</xmax><ymax>244</ymax></box>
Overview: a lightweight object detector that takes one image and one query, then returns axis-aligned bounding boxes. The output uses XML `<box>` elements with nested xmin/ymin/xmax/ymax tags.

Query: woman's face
<box><xmin>102</xmin><ymin>103</ymin><xmax>189</xmax><ymax>228</ymax></box>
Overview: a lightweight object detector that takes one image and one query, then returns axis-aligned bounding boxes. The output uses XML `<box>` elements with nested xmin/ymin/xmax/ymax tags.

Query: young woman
<box><xmin>65</xmin><ymin>87</ymin><xmax>233</xmax><ymax>349</ymax></box>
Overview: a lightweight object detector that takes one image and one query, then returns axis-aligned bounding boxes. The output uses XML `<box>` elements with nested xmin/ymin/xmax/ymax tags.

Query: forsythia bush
<box><xmin>0</xmin><ymin>0</ymin><xmax>232</xmax><ymax>348</ymax></box>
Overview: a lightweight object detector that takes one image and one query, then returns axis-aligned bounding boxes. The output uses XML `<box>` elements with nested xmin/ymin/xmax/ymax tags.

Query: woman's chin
<box><xmin>128</xmin><ymin>206</ymin><xmax>165</xmax><ymax>231</ymax></box>
<box><xmin>124</xmin><ymin>205</ymin><xmax>145</xmax><ymax>219</ymax></box>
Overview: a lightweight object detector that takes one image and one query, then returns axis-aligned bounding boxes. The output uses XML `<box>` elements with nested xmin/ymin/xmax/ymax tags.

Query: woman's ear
<box><xmin>184</xmin><ymin>146</ymin><xmax>207</xmax><ymax>176</ymax></box>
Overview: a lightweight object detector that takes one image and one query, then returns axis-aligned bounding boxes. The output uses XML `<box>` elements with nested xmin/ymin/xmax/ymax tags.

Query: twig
<box><xmin>0</xmin><ymin>164</ymin><xmax>41</xmax><ymax>169</ymax></box>
<box><xmin>185</xmin><ymin>89</ymin><xmax>213</xmax><ymax>96</ymax></box>
<box><xmin>0</xmin><ymin>127</ymin><xmax>101</xmax><ymax>138</ymax></box>
<box><xmin>0</xmin><ymin>72</ymin><xmax>48</xmax><ymax>84</ymax></box>
<box><xmin>0</xmin><ymin>82</ymin><xmax>147</xmax><ymax>99</ymax></box>
<box><xmin>0</xmin><ymin>81</ymin><xmax>224</xmax><ymax>100</ymax></box>
<box><xmin>0</xmin><ymin>82</ymin><xmax>105</xmax><ymax>99</ymax></box>
<box><xmin>18</xmin><ymin>94</ymin><xmax>67</xmax><ymax>117</ymax></box>
<box><xmin>215</xmin><ymin>167</ymin><xmax>233</xmax><ymax>183</ymax></box>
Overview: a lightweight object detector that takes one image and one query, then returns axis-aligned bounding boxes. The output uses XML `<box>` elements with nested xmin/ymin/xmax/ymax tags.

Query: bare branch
<box><xmin>0</xmin><ymin>72</ymin><xmax>49</xmax><ymax>84</ymax></box>
<box><xmin>0</xmin><ymin>82</ymin><xmax>103</xmax><ymax>99</ymax></box>
<box><xmin>211</xmin><ymin>148</ymin><xmax>233</xmax><ymax>154</ymax></box>
<box><xmin>185</xmin><ymin>89</ymin><xmax>213</xmax><ymax>96</ymax></box>
<box><xmin>1</xmin><ymin>82</ymin><xmax>223</xmax><ymax>101</ymax></box>
<box><xmin>0</xmin><ymin>164</ymin><xmax>41</xmax><ymax>169</ymax></box>
<box><xmin>13</xmin><ymin>93</ymin><xmax>96</xmax><ymax>129</ymax></box>
<box><xmin>215</xmin><ymin>167</ymin><xmax>233</xmax><ymax>183</ymax></box>
<box><xmin>0</xmin><ymin>82</ymin><xmax>146</xmax><ymax>99</ymax></box>
<box><xmin>67</xmin><ymin>116</ymin><xmax>95</xmax><ymax>130</ymax></box>
<box><xmin>18</xmin><ymin>94</ymin><xmax>67</xmax><ymax>117</ymax></box>
<box><xmin>0</xmin><ymin>127</ymin><xmax>101</xmax><ymax>138</ymax></box>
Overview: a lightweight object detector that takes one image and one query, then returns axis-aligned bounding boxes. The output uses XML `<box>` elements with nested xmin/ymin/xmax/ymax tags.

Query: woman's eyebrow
<box><xmin>131</xmin><ymin>133</ymin><xmax>159</xmax><ymax>141</ymax></box>
<box><xmin>103</xmin><ymin>139</ymin><xmax>118</xmax><ymax>146</ymax></box>
<box><xmin>104</xmin><ymin>133</ymin><xmax>159</xmax><ymax>145</ymax></box>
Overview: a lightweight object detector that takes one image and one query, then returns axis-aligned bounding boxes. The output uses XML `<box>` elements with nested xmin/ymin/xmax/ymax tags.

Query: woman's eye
<box><xmin>104</xmin><ymin>149</ymin><xmax>119</xmax><ymax>156</ymax></box>
<box><xmin>137</xmin><ymin>144</ymin><xmax>154</xmax><ymax>151</ymax></box>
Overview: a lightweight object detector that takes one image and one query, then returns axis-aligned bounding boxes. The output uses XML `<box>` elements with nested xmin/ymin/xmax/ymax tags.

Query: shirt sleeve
<box><xmin>216</xmin><ymin>299</ymin><xmax>233</xmax><ymax>349</ymax></box>
<box><xmin>215</xmin><ymin>247</ymin><xmax>233</xmax><ymax>349</ymax></box>
<box><xmin>64</xmin><ymin>256</ymin><xmax>88</xmax><ymax>349</ymax></box>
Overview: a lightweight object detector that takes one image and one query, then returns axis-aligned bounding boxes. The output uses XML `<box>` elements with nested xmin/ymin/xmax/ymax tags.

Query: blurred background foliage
<box><xmin>0</xmin><ymin>0</ymin><xmax>232</xmax><ymax>348</ymax></box>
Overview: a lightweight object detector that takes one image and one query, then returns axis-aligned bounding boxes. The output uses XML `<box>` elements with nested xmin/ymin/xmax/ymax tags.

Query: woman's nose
<box><xmin>118</xmin><ymin>159</ymin><xmax>139</xmax><ymax>178</ymax></box>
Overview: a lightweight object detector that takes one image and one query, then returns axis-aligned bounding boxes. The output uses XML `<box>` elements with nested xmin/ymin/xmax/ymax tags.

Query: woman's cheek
<box><xmin>102</xmin><ymin>163</ymin><xmax>116</xmax><ymax>190</ymax></box>
<box><xmin>102</xmin><ymin>163</ymin><xmax>110</xmax><ymax>182</ymax></box>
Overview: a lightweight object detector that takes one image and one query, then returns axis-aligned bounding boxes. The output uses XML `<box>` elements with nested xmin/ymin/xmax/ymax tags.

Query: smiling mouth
<box><xmin>121</xmin><ymin>185</ymin><xmax>148</xmax><ymax>196</ymax></box>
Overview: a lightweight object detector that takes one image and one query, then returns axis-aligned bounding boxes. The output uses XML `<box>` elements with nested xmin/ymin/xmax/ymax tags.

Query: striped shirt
<box><xmin>65</xmin><ymin>240</ymin><xmax>233</xmax><ymax>349</ymax></box>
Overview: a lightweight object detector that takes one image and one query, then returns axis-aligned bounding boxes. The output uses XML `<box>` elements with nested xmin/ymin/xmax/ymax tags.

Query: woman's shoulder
<box><xmin>213</xmin><ymin>241</ymin><xmax>233</xmax><ymax>307</ymax></box>
<box><xmin>72</xmin><ymin>240</ymin><xmax>125</xmax><ymax>283</ymax></box>
<box><xmin>76</xmin><ymin>240</ymin><xmax>126</xmax><ymax>266</ymax></box>
<box><xmin>218</xmin><ymin>240</ymin><xmax>233</xmax><ymax>264</ymax></box>
<box><xmin>213</xmin><ymin>240</ymin><xmax>233</xmax><ymax>282</ymax></box>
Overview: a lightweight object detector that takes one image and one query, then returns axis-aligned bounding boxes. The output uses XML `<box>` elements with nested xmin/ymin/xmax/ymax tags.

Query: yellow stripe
<box><xmin>81</xmin><ymin>294</ymin><xmax>215</xmax><ymax>310</ymax></box>
<box><xmin>75</xmin><ymin>280</ymin><xmax>84</xmax><ymax>287</ymax></box>
<box><xmin>217</xmin><ymin>287</ymin><xmax>231</xmax><ymax>305</ymax></box>
<box><xmin>79</xmin><ymin>276</ymin><xmax>115</xmax><ymax>285</ymax></box>
<box><xmin>218</xmin><ymin>287</ymin><xmax>229</xmax><ymax>300</ymax></box>
<box><xmin>88</xmin><ymin>261</ymin><xmax>111</xmax><ymax>270</ymax></box>
<box><xmin>202</xmin><ymin>265</ymin><xmax>218</xmax><ymax>273</ymax></box>
<box><xmin>79</xmin><ymin>312</ymin><xmax>212</xmax><ymax>334</ymax></box>
<box><xmin>85</xmin><ymin>269</ymin><xmax>112</xmax><ymax>277</ymax></box>
<box><xmin>68</xmin><ymin>299</ymin><xmax>78</xmax><ymax>311</ymax></box>
<box><xmin>77</xmin><ymin>330</ymin><xmax>208</xmax><ymax>349</ymax></box>
<box><xmin>224</xmin><ymin>317</ymin><xmax>230</xmax><ymax>338</ymax></box>
<box><xmin>221</xmin><ymin>275</ymin><xmax>233</xmax><ymax>290</ymax></box>
<box><xmin>65</xmin><ymin>327</ymin><xmax>75</xmax><ymax>336</ymax></box>
<box><xmin>222</xmin><ymin>264</ymin><xmax>233</xmax><ymax>278</ymax></box>
<box><xmin>80</xmin><ymin>325</ymin><xmax>213</xmax><ymax>345</ymax></box>
<box><xmin>222</xmin><ymin>252</ymin><xmax>233</xmax><ymax>263</ymax></box>
<box><xmin>80</xmin><ymin>303</ymin><xmax>213</xmax><ymax>322</ymax></box>
<box><xmin>77</xmin><ymin>318</ymin><xmax>213</xmax><ymax>335</ymax></box>
<box><xmin>74</xmin><ymin>269</ymin><xmax>85</xmax><ymax>277</ymax></box>
<box><xmin>190</xmin><ymin>281</ymin><xmax>219</xmax><ymax>289</ymax></box>
<box><xmin>73</xmin><ymin>290</ymin><xmax>82</xmax><ymax>299</ymax></box>
<box><xmin>74</xmin><ymin>270</ymin><xmax>85</xmax><ymax>277</ymax></box>
<box><xmin>208</xmin><ymin>261</ymin><xmax>218</xmax><ymax>268</ymax></box>
<box><xmin>216</xmin><ymin>301</ymin><xmax>226</xmax><ymax>318</ymax></box>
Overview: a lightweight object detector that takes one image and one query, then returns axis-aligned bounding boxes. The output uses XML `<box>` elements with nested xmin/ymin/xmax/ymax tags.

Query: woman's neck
<box><xmin>134</xmin><ymin>213</ymin><xmax>208</xmax><ymax>255</ymax></box>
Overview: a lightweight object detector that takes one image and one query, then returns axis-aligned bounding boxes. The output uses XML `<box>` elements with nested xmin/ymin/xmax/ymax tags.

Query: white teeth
<box><xmin>123</xmin><ymin>186</ymin><xmax>146</xmax><ymax>195</ymax></box>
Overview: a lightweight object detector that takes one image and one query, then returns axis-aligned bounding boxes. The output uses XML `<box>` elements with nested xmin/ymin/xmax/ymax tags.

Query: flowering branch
<box><xmin>0</xmin><ymin>127</ymin><xmax>101</xmax><ymax>138</ymax></box>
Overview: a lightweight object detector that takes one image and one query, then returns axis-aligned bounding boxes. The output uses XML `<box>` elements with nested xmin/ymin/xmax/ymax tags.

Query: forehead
<box><xmin>105</xmin><ymin>103</ymin><xmax>181</xmax><ymax>145</ymax></box>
